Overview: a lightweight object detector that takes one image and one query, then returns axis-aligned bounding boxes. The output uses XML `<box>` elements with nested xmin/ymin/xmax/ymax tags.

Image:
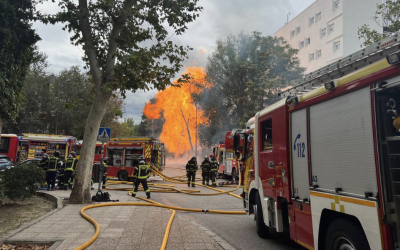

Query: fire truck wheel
<box><xmin>118</xmin><ymin>171</ymin><xmax>128</xmax><ymax>181</ymax></box>
<box><xmin>255</xmin><ymin>194</ymin><xmax>269</xmax><ymax>238</ymax></box>
<box><xmin>231</xmin><ymin>168</ymin><xmax>237</xmax><ymax>181</ymax></box>
<box><xmin>324</xmin><ymin>218</ymin><xmax>370</xmax><ymax>250</ymax></box>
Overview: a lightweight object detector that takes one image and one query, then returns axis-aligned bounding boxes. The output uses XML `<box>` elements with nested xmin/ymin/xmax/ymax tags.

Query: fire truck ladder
<box><xmin>278</xmin><ymin>34</ymin><xmax>400</xmax><ymax>98</ymax></box>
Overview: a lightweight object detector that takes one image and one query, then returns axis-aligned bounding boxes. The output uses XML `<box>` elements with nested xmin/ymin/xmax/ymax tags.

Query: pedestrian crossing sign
<box><xmin>98</xmin><ymin>127</ymin><xmax>111</xmax><ymax>142</ymax></box>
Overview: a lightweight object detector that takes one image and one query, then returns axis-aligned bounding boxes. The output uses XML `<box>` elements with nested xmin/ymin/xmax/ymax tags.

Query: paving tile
<box><xmin>183</xmin><ymin>242</ymin><xmax>207</xmax><ymax>250</ymax></box>
<box><xmin>166</xmin><ymin>243</ymin><xmax>185</xmax><ymax>250</ymax></box>
<box><xmin>99</xmin><ymin>228</ymin><xmax>124</xmax><ymax>238</ymax></box>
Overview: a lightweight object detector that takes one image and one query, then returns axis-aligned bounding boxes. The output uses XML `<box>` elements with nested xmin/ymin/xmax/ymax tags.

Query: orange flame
<box><xmin>144</xmin><ymin>67</ymin><xmax>211</xmax><ymax>155</ymax></box>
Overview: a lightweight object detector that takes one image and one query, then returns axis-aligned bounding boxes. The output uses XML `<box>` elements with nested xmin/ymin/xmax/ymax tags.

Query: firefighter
<box><xmin>56</xmin><ymin>153</ymin><xmax>65</xmax><ymax>190</ymax></box>
<box><xmin>186</xmin><ymin>156</ymin><xmax>198</xmax><ymax>187</ymax></box>
<box><xmin>210</xmin><ymin>154</ymin><xmax>219</xmax><ymax>187</ymax></box>
<box><xmin>46</xmin><ymin>151</ymin><xmax>61</xmax><ymax>191</ymax></box>
<box><xmin>64</xmin><ymin>151</ymin><xmax>78</xmax><ymax>190</ymax></box>
<box><xmin>40</xmin><ymin>153</ymin><xmax>49</xmax><ymax>171</ymax></box>
<box><xmin>101</xmin><ymin>157</ymin><xmax>108</xmax><ymax>189</ymax></box>
<box><xmin>132</xmin><ymin>158</ymin><xmax>151</xmax><ymax>199</ymax></box>
<box><xmin>201</xmin><ymin>155</ymin><xmax>212</xmax><ymax>185</ymax></box>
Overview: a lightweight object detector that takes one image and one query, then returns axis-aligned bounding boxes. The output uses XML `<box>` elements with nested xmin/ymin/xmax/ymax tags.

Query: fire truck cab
<box><xmin>243</xmin><ymin>35</ymin><xmax>400</xmax><ymax>250</ymax></box>
<box><xmin>105</xmin><ymin>137</ymin><xmax>165</xmax><ymax>181</ymax></box>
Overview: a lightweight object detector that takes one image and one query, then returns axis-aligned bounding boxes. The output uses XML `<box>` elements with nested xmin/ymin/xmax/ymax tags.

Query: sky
<box><xmin>33</xmin><ymin>0</ymin><xmax>316</xmax><ymax>124</ymax></box>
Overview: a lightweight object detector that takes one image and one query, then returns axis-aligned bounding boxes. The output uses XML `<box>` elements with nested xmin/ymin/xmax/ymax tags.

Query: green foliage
<box><xmin>358</xmin><ymin>0</ymin><xmax>400</xmax><ymax>46</ymax></box>
<box><xmin>1</xmin><ymin>165</ymin><xmax>45</xmax><ymax>201</ymax></box>
<box><xmin>39</xmin><ymin>0</ymin><xmax>203</xmax><ymax>94</ymax></box>
<box><xmin>0</xmin><ymin>0</ymin><xmax>40</xmax><ymax>124</ymax></box>
<box><xmin>199</xmin><ymin>32</ymin><xmax>304</xmax><ymax>147</ymax></box>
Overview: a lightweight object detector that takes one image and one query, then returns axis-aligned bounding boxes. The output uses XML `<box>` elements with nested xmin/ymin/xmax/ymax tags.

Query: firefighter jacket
<box><xmin>201</xmin><ymin>160</ymin><xmax>212</xmax><ymax>173</ymax></box>
<box><xmin>40</xmin><ymin>158</ymin><xmax>48</xmax><ymax>171</ymax></box>
<box><xmin>211</xmin><ymin>158</ymin><xmax>219</xmax><ymax>172</ymax></box>
<box><xmin>65</xmin><ymin>157</ymin><xmax>78</xmax><ymax>171</ymax></box>
<box><xmin>47</xmin><ymin>156</ymin><xmax>61</xmax><ymax>172</ymax></box>
<box><xmin>134</xmin><ymin>164</ymin><xmax>150</xmax><ymax>179</ymax></box>
<box><xmin>186</xmin><ymin>160</ymin><xmax>198</xmax><ymax>172</ymax></box>
<box><xmin>102</xmin><ymin>162</ymin><xmax>108</xmax><ymax>176</ymax></box>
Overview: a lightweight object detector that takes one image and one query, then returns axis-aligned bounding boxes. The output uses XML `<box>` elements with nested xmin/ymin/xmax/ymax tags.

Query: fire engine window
<box><xmin>0</xmin><ymin>137</ymin><xmax>10</xmax><ymax>153</ymax></box>
<box><xmin>219</xmin><ymin>151</ymin><xmax>224</xmax><ymax>162</ymax></box>
<box><xmin>261</xmin><ymin>119</ymin><xmax>273</xmax><ymax>151</ymax></box>
<box><xmin>95</xmin><ymin>146</ymin><xmax>102</xmax><ymax>155</ymax></box>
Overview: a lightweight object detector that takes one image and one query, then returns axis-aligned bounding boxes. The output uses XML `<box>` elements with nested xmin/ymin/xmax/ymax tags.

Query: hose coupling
<box><xmin>202</xmin><ymin>209</ymin><xmax>209</xmax><ymax>213</ymax></box>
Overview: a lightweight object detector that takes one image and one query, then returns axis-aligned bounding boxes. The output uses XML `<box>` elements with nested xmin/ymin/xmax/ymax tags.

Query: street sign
<box><xmin>98</xmin><ymin>127</ymin><xmax>111</xmax><ymax>142</ymax></box>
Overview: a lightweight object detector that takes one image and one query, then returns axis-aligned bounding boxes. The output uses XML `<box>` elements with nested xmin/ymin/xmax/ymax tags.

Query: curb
<box><xmin>0</xmin><ymin>191</ymin><xmax>63</xmax><ymax>245</ymax></box>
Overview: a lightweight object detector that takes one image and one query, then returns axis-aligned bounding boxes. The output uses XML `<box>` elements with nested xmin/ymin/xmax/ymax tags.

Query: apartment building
<box><xmin>274</xmin><ymin>0</ymin><xmax>382</xmax><ymax>73</ymax></box>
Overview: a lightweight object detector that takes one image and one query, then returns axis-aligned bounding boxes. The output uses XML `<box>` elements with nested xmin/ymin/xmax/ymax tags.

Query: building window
<box><xmin>316</xmin><ymin>12</ymin><xmax>321</xmax><ymax>21</ymax></box>
<box><xmin>296</xmin><ymin>26</ymin><xmax>301</xmax><ymax>34</ymax></box>
<box><xmin>333</xmin><ymin>0</ymin><xmax>340</xmax><ymax>10</ymax></box>
<box><xmin>328</xmin><ymin>23</ymin><xmax>334</xmax><ymax>33</ymax></box>
<box><xmin>333</xmin><ymin>40</ymin><xmax>341</xmax><ymax>51</ymax></box>
<box><xmin>309</xmin><ymin>53</ymin><xmax>315</xmax><ymax>61</ymax></box>
<box><xmin>299</xmin><ymin>41</ymin><xmax>304</xmax><ymax>49</ymax></box>
<box><xmin>321</xmin><ymin>28</ymin><xmax>327</xmax><ymax>37</ymax></box>
<box><xmin>261</xmin><ymin>119</ymin><xmax>273</xmax><ymax>151</ymax></box>
<box><xmin>316</xmin><ymin>49</ymin><xmax>322</xmax><ymax>58</ymax></box>
<box><xmin>291</xmin><ymin>30</ymin><xmax>295</xmax><ymax>38</ymax></box>
<box><xmin>309</xmin><ymin>16</ymin><xmax>314</xmax><ymax>26</ymax></box>
<box><xmin>305</xmin><ymin>37</ymin><xmax>311</xmax><ymax>46</ymax></box>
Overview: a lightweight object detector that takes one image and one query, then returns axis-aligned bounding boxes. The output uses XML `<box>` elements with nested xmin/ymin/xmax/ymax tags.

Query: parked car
<box><xmin>0</xmin><ymin>155</ymin><xmax>14</xmax><ymax>172</ymax></box>
<box><xmin>16</xmin><ymin>158</ymin><xmax>41</xmax><ymax>168</ymax></box>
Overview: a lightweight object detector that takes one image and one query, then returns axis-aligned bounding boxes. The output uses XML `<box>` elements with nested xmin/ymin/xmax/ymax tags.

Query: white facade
<box><xmin>274</xmin><ymin>0</ymin><xmax>382</xmax><ymax>73</ymax></box>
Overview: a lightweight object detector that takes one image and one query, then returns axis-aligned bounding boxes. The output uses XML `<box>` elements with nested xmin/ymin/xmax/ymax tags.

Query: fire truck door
<box><xmin>290</xmin><ymin>109</ymin><xmax>314</xmax><ymax>249</ymax></box>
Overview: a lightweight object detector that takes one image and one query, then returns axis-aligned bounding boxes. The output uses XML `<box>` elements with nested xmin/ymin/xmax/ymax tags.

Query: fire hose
<box><xmin>75</xmin><ymin>167</ymin><xmax>245</xmax><ymax>250</ymax></box>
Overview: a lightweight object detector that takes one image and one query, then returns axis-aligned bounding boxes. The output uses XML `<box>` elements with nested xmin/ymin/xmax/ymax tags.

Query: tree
<box><xmin>199</xmin><ymin>31</ymin><xmax>304</xmax><ymax>146</ymax></box>
<box><xmin>358</xmin><ymin>0</ymin><xmax>400</xmax><ymax>46</ymax></box>
<box><xmin>40</xmin><ymin>0</ymin><xmax>202</xmax><ymax>203</ymax></box>
<box><xmin>0</xmin><ymin>0</ymin><xmax>40</xmax><ymax>138</ymax></box>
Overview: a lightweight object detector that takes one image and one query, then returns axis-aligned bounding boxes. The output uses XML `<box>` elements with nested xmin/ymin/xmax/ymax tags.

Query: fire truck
<box><xmin>0</xmin><ymin>133</ymin><xmax>76</xmax><ymax>163</ymax></box>
<box><xmin>105</xmin><ymin>137</ymin><xmax>165</xmax><ymax>181</ymax></box>
<box><xmin>238</xmin><ymin>35</ymin><xmax>400</xmax><ymax>250</ymax></box>
<box><xmin>73</xmin><ymin>140</ymin><xmax>103</xmax><ymax>163</ymax></box>
<box><xmin>212</xmin><ymin>131</ymin><xmax>243</xmax><ymax>181</ymax></box>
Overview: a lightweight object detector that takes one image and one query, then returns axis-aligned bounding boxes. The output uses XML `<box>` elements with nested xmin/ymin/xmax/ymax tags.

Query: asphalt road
<box><xmin>113</xmin><ymin>164</ymin><xmax>305</xmax><ymax>250</ymax></box>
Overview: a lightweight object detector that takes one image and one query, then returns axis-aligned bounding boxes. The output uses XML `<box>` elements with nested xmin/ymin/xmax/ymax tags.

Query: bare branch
<box><xmin>180</xmin><ymin>107</ymin><xmax>194</xmax><ymax>151</ymax></box>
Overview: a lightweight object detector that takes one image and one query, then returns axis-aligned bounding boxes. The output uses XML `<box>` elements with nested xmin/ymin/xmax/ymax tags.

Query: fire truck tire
<box><xmin>324</xmin><ymin>218</ymin><xmax>370</xmax><ymax>250</ymax></box>
<box><xmin>118</xmin><ymin>171</ymin><xmax>128</xmax><ymax>181</ymax></box>
<box><xmin>231</xmin><ymin>168</ymin><xmax>237</xmax><ymax>181</ymax></box>
<box><xmin>255</xmin><ymin>194</ymin><xmax>269</xmax><ymax>238</ymax></box>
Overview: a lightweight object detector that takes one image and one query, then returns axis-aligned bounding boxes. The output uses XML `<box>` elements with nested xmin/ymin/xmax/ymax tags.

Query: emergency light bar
<box><xmin>387</xmin><ymin>51</ymin><xmax>400</xmax><ymax>64</ymax></box>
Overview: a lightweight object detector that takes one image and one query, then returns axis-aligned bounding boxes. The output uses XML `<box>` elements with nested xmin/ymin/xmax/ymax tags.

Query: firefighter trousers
<box><xmin>202</xmin><ymin>171</ymin><xmax>210</xmax><ymax>185</ymax></box>
<box><xmin>57</xmin><ymin>171</ymin><xmax>65</xmax><ymax>189</ymax></box>
<box><xmin>102</xmin><ymin>174</ymin><xmax>107</xmax><ymax>189</ymax></box>
<box><xmin>187</xmin><ymin>172</ymin><xmax>196</xmax><ymax>187</ymax></box>
<box><xmin>64</xmin><ymin>170</ymin><xmax>74</xmax><ymax>189</ymax></box>
<box><xmin>210</xmin><ymin>171</ymin><xmax>217</xmax><ymax>186</ymax></box>
<box><xmin>132</xmin><ymin>179</ymin><xmax>150</xmax><ymax>198</ymax></box>
<box><xmin>46</xmin><ymin>171</ymin><xmax>56</xmax><ymax>189</ymax></box>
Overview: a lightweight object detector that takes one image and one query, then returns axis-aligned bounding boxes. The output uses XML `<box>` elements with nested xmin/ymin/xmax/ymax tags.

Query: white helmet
<box><xmin>139</xmin><ymin>160</ymin><xmax>145</xmax><ymax>164</ymax></box>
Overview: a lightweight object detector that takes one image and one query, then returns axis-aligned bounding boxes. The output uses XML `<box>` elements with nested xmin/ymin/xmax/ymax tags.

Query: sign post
<box><xmin>97</xmin><ymin>127</ymin><xmax>111</xmax><ymax>190</ymax></box>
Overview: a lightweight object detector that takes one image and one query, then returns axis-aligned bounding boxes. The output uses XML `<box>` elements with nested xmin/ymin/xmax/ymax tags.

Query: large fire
<box><xmin>144</xmin><ymin>67</ymin><xmax>211</xmax><ymax>156</ymax></box>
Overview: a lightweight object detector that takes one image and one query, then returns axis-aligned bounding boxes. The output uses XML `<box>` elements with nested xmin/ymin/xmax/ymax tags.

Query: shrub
<box><xmin>0</xmin><ymin>165</ymin><xmax>45</xmax><ymax>200</ymax></box>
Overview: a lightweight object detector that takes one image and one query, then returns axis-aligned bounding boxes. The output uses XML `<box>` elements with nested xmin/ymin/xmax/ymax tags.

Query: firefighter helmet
<box><xmin>139</xmin><ymin>160</ymin><xmax>145</xmax><ymax>164</ymax></box>
<box><xmin>209</xmin><ymin>153</ymin><xmax>214</xmax><ymax>158</ymax></box>
<box><xmin>104</xmin><ymin>156</ymin><xmax>109</xmax><ymax>161</ymax></box>
<box><xmin>204</xmin><ymin>155</ymin><xmax>209</xmax><ymax>160</ymax></box>
<box><xmin>70</xmin><ymin>151</ymin><xmax>77</xmax><ymax>157</ymax></box>
<box><xmin>42</xmin><ymin>153</ymin><xmax>48</xmax><ymax>159</ymax></box>
<box><xmin>140</xmin><ymin>155</ymin><xmax>145</xmax><ymax>160</ymax></box>
<box><xmin>191</xmin><ymin>156</ymin><xmax>196</xmax><ymax>161</ymax></box>
<box><xmin>54</xmin><ymin>151</ymin><xmax>60</xmax><ymax>157</ymax></box>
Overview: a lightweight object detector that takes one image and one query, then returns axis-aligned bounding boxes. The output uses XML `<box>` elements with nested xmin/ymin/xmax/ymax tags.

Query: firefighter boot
<box><xmin>146</xmin><ymin>193</ymin><xmax>151</xmax><ymax>199</ymax></box>
<box><xmin>188</xmin><ymin>183</ymin><xmax>190</xmax><ymax>187</ymax></box>
<box><xmin>192</xmin><ymin>184</ymin><xmax>195</xmax><ymax>187</ymax></box>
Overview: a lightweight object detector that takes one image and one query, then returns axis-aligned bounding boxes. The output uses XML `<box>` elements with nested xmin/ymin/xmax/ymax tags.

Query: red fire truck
<box><xmin>73</xmin><ymin>140</ymin><xmax>103</xmax><ymax>163</ymax></box>
<box><xmin>212</xmin><ymin>131</ymin><xmax>243</xmax><ymax>181</ymax></box>
<box><xmin>105</xmin><ymin>137</ymin><xmax>165</xmax><ymax>181</ymax></box>
<box><xmin>240</xmin><ymin>35</ymin><xmax>400</xmax><ymax>250</ymax></box>
<box><xmin>0</xmin><ymin>133</ymin><xmax>75</xmax><ymax>163</ymax></box>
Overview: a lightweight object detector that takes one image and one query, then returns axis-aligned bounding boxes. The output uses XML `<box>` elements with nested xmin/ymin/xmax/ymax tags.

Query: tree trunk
<box><xmin>180</xmin><ymin>108</ymin><xmax>194</xmax><ymax>151</ymax></box>
<box><xmin>69</xmin><ymin>91</ymin><xmax>110</xmax><ymax>204</ymax></box>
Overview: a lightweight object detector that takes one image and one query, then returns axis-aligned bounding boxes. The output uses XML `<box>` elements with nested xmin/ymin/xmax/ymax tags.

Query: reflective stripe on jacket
<box><xmin>47</xmin><ymin>157</ymin><xmax>60</xmax><ymax>171</ymax></box>
<box><xmin>186</xmin><ymin>161</ymin><xmax>198</xmax><ymax>172</ymax></box>
<box><xmin>211</xmin><ymin>159</ymin><xmax>219</xmax><ymax>171</ymax></box>
<box><xmin>201</xmin><ymin>160</ymin><xmax>211</xmax><ymax>172</ymax></box>
<box><xmin>65</xmin><ymin>157</ymin><xmax>77</xmax><ymax>171</ymax></box>
<box><xmin>135</xmin><ymin>164</ymin><xmax>149</xmax><ymax>179</ymax></box>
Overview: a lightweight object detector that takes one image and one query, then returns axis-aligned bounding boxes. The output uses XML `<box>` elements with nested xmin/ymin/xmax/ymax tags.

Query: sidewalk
<box><xmin>1</xmin><ymin>188</ymin><xmax>232</xmax><ymax>250</ymax></box>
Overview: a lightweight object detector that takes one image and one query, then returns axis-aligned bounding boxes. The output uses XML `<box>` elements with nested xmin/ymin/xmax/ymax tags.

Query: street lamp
<box><xmin>55</xmin><ymin>79</ymin><xmax>70</xmax><ymax>135</ymax></box>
